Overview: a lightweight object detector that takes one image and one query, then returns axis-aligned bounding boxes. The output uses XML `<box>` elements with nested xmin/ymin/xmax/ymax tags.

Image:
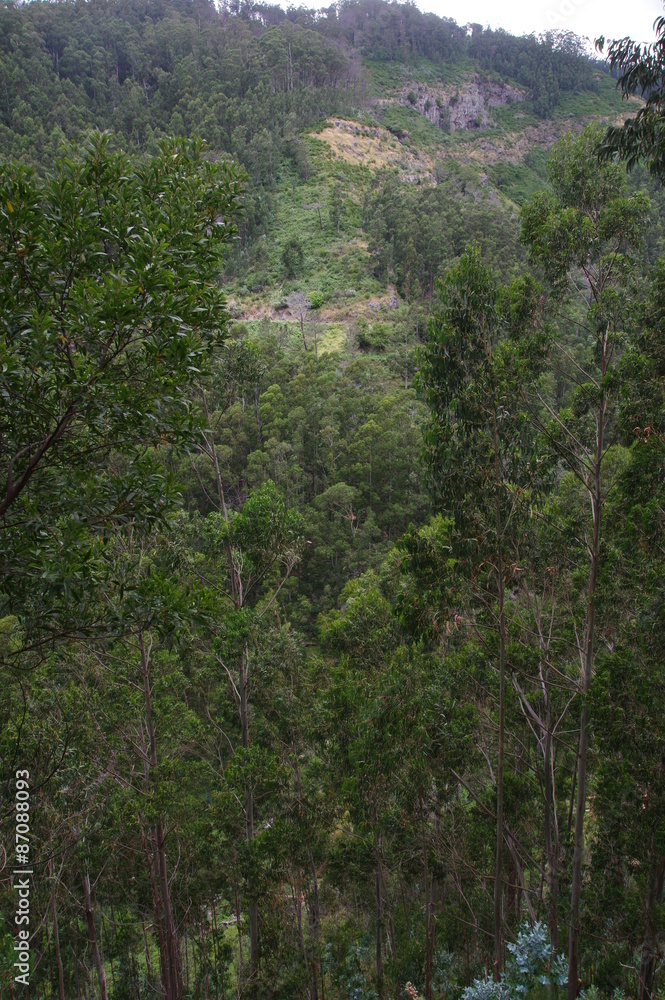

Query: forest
<box><xmin>1</xmin><ymin>2</ymin><xmax>665</xmax><ymax>1000</ymax></box>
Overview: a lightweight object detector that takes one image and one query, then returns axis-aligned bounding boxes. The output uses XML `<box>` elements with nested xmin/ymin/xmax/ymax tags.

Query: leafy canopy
<box><xmin>0</xmin><ymin>133</ymin><xmax>243</xmax><ymax>641</ymax></box>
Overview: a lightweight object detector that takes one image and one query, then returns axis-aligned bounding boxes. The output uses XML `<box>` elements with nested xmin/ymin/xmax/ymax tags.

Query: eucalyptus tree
<box><xmin>587</xmin><ymin>258</ymin><xmax>665</xmax><ymax>1000</ymax></box>
<box><xmin>198</xmin><ymin>486</ymin><xmax>303</xmax><ymax>993</ymax></box>
<box><xmin>521</xmin><ymin>123</ymin><xmax>650</xmax><ymax>999</ymax></box>
<box><xmin>598</xmin><ymin>15</ymin><xmax>665</xmax><ymax>182</ymax></box>
<box><xmin>420</xmin><ymin>248</ymin><xmax>548</xmax><ymax>975</ymax></box>
<box><xmin>185</xmin><ymin>355</ymin><xmax>305</xmax><ymax>995</ymax></box>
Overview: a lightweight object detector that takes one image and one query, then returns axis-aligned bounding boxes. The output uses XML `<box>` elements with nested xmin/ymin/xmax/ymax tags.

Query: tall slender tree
<box><xmin>420</xmin><ymin>248</ymin><xmax>548</xmax><ymax>975</ymax></box>
<box><xmin>521</xmin><ymin>124</ymin><xmax>650</xmax><ymax>999</ymax></box>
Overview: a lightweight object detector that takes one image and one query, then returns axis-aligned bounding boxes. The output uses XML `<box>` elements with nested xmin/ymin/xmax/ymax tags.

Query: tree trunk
<box><xmin>295</xmin><ymin>884</ymin><xmax>308</xmax><ymax>969</ymax></box>
<box><xmin>142</xmin><ymin>917</ymin><xmax>153</xmax><ymax>987</ymax></box>
<box><xmin>543</xmin><ymin>686</ymin><xmax>559</xmax><ymax>954</ymax></box>
<box><xmin>425</xmin><ymin>873</ymin><xmax>435</xmax><ymax>1000</ymax></box>
<box><xmin>293</xmin><ymin>752</ymin><xmax>320</xmax><ymax>1000</ymax></box>
<box><xmin>49</xmin><ymin>850</ymin><xmax>66</xmax><ymax>1000</ymax></box>
<box><xmin>568</xmin><ymin>385</ymin><xmax>605</xmax><ymax>1000</ymax></box>
<box><xmin>156</xmin><ymin>820</ymin><xmax>183</xmax><ymax>1000</ymax></box>
<box><xmin>139</xmin><ymin>630</ymin><xmax>182</xmax><ymax>1000</ymax></box>
<box><xmin>375</xmin><ymin>858</ymin><xmax>383</xmax><ymax>995</ymax></box>
<box><xmin>82</xmin><ymin>873</ymin><xmax>108</xmax><ymax>1000</ymax></box>
<box><xmin>72</xmin><ymin>925</ymin><xmax>82</xmax><ymax>1000</ymax></box>
<box><xmin>240</xmin><ymin>643</ymin><xmax>259</xmax><ymax>992</ymax></box>
<box><xmin>637</xmin><ymin>846</ymin><xmax>665</xmax><ymax>1000</ymax></box>
<box><xmin>202</xmin><ymin>390</ymin><xmax>260</xmax><ymax>996</ymax></box>
<box><xmin>141</xmin><ymin>827</ymin><xmax>170</xmax><ymax>999</ymax></box>
<box><xmin>211</xmin><ymin>900</ymin><xmax>220</xmax><ymax>1000</ymax></box>
<box><xmin>308</xmin><ymin>845</ymin><xmax>320</xmax><ymax>1000</ymax></box>
<box><xmin>492</xmin><ymin>408</ymin><xmax>507</xmax><ymax>980</ymax></box>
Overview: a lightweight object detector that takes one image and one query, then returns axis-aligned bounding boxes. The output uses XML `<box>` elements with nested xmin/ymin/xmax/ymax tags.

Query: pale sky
<box><xmin>419</xmin><ymin>0</ymin><xmax>663</xmax><ymax>45</ymax></box>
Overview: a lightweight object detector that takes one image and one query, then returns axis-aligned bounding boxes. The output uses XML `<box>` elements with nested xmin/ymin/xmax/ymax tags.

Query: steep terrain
<box><xmin>3</xmin><ymin>5</ymin><xmax>665</xmax><ymax>999</ymax></box>
<box><xmin>225</xmin><ymin>49</ymin><xmax>635</xmax><ymax>360</ymax></box>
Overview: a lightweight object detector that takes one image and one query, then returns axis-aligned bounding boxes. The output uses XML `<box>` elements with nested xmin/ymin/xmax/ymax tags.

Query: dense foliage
<box><xmin>1</xmin><ymin>4</ymin><xmax>664</xmax><ymax>1000</ymax></box>
<box><xmin>0</xmin><ymin>0</ymin><xmax>602</xmax><ymax>167</ymax></box>
<box><xmin>364</xmin><ymin>168</ymin><xmax>524</xmax><ymax>297</ymax></box>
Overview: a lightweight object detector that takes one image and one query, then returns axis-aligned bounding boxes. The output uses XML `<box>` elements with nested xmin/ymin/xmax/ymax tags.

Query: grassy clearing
<box><xmin>552</xmin><ymin>75</ymin><xmax>634</xmax><ymax>122</ymax></box>
<box><xmin>365</xmin><ymin>56</ymin><xmax>473</xmax><ymax>95</ymax></box>
<box><xmin>490</xmin><ymin>102</ymin><xmax>542</xmax><ymax>130</ymax></box>
<box><xmin>487</xmin><ymin>160</ymin><xmax>548</xmax><ymax>205</ymax></box>
<box><xmin>378</xmin><ymin>103</ymin><xmax>450</xmax><ymax>153</ymax></box>
<box><xmin>318</xmin><ymin>322</ymin><xmax>349</xmax><ymax>354</ymax></box>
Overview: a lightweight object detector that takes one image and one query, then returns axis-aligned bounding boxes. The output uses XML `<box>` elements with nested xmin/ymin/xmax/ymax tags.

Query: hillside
<box><xmin>0</xmin><ymin>0</ymin><xmax>649</xmax><ymax>342</ymax></box>
<box><xmin>0</xmin><ymin>0</ymin><xmax>644</xmax><ymax>606</ymax></box>
<box><xmin>2</xmin><ymin>3</ymin><xmax>665</xmax><ymax>1000</ymax></box>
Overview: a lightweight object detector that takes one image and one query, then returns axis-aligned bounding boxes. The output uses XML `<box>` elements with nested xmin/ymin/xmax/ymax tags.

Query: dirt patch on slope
<box><xmin>461</xmin><ymin>101</ymin><xmax>643</xmax><ymax>166</ymax></box>
<box><xmin>316</xmin><ymin>119</ymin><xmax>435</xmax><ymax>183</ymax></box>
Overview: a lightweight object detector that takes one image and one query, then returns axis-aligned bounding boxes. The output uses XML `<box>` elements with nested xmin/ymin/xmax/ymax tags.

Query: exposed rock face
<box><xmin>399</xmin><ymin>77</ymin><xmax>524</xmax><ymax>132</ymax></box>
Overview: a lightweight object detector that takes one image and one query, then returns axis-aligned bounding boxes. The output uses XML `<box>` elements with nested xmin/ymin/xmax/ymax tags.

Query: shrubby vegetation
<box><xmin>1</xmin><ymin>4</ymin><xmax>665</xmax><ymax>1000</ymax></box>
<box><xmin>364</xmin><ymin>168</ymin><xmax>524</xmax><ymax>297</ymax></box>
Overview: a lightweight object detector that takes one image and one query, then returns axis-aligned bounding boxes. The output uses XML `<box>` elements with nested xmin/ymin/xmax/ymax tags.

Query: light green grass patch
<box><xmin>318</xmin><ymin>323</ymin><xmax>349</xmax><ymax>355</ymax></box>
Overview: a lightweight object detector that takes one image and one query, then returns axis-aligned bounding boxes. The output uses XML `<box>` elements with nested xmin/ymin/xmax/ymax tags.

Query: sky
<box><xmin>421</xmin><ymin>0</ymin><xmax>663</xmax><ymax>45</ymax></box>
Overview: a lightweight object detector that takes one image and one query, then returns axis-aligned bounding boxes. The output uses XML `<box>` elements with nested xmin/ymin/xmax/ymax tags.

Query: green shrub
<box><xmin>282</xmin><ymin>237</ymin><xmax>305</xmax><ymax>278</ymax></box>
<box><xmin>356</xmin><ymin>319</ymin><xmax>387</xmax><ymax>350</ymax></box>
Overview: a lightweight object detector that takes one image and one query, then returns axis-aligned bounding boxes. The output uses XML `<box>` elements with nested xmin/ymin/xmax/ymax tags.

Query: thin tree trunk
<box><xmin>202</xmin><ymin>391</ymin><xmax>261</xmax><ymax>996</ymax></box>
<box><xmin>142</xmin><ymin>917</ymin><xmax>153</xmax><ymax>986</ymax></box>
<box><xmin>424</xmin><ymin>872</ymin><xmax>434</xmax><ymax>1000</ymax></box>
<box><xmin>292</xmin><ymin>752</ymin><xmax>320</xmax><ymax>1000</ymax></box>
<box><xmin>71</xmin><ymin>927</ymin><xmax>82</xmax><ymax>1000</ymax></box>
<box><xmin>295</xmin><ymin>883</ymin><xmax>308</xmax><ymax>969</ymax></box>
<box><xmin>131</xmin><ymin>942</ymin><xmax>139</xmax><ymax>999</ymax></box>
<box><xmin>239</xmin><ymin>642</ymin><xmax>259</xmax><ymax>991</ymax></box>
<box><xmin>107</xmin><ymin>904</ymin><xmax>117</xmax><ymax>997</ymax></box>
<box><xmin>539</xmin><ymin>661</ymin><xmax>559</xmax><ymax>955</ymax></box>
<box><xmin>139</xmin><ymin>629</ymin><xmax>181</xmax><ymax>1000</ymax></box>
<box><xmin>212</xmin><ymin>899</ymin><xmax>221</xmax><ymax>1000</ymax></box>
<box><xmin>568</xmin><ymin>383</ymin><xmax>605</xmax><ymax>1000</ymax></box>
<box><xmin>49</xmin><ymin>839</ymin><xmax>66</xmax><ymax>1000</ymax></box>
<box><xmin>637</xmin><ymin>847</ymin><xmax>665</xmax><ymax>1000</ymax></box>
<box><xmin>156</xmin><ymin>820</ymin><xmax>183</xmax><ymax>1000</ymax></box>
<box><xmin>83</xmin><ymin>873</ymin><xmax>108</xmax><ymax>1000</ymax></box>
<box><xmin>567</xmin><ymin>746</ymin><xmax>578</xmax><ymax>838</ymax></box>
<box><xmin>492</xmin><ymin>406</ymin><xmax>507</xmax><ymax>980</ymax></box>
<box><xmin>308</xmin><ymin>845</ymin><xmax>320</xmax><ymax>1000</ymax></box>
<box><xmin>141</xmin><ymin>828</ymin><xmax>170</xmax><ymax>999</ymax></box>
<box><xmin>543</xmin><ymin>682</ymin><xmax>559</xmax><ymax>954</ymax></box>
<box><xmin>375</xmin><ymin>858</ymin><xmax>383</xmax><ymax>995</ymax></box>
<box><xmin>420</xmin><ymin>795</ymin><xmax>434</xmax><ymax>1000</ymax></box>
<box><xmin>235</xmin><ymin>886</ymin><xmax>244</xmax><ymax>990</ymax></box>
